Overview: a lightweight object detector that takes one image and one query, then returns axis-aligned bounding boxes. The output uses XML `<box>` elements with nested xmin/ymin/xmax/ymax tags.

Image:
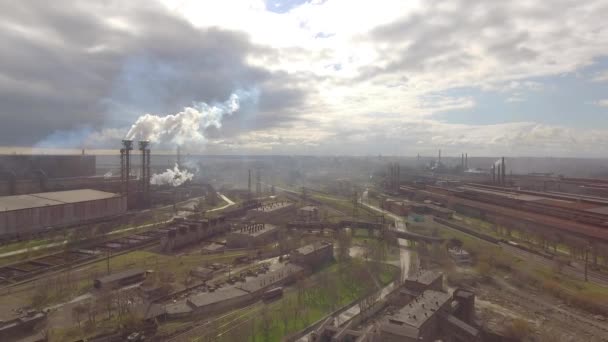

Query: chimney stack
<box><xmin>502</xmin><ymin>157</ymin><xmax>506</xmax><ymax>185</ymax></box>
<box><xmin>465</xmin><ymin>153</ymin><xmax>468</xmax><ymax>169</ymax></box>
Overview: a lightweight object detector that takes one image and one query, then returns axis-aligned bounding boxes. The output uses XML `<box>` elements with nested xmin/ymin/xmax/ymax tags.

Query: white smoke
<box><xmin>125</xmin><ymin>90</ymin><xmax>255</xmax><ymax>145</ymax></box>
<box><xmin>150</xmin><ymin>163</ymin><xmax>194</xmax><ymax>187</ymax></box>
<box><xmin>103</xmin><ymin>171</ymin><xmax>113</xmax><ymax>179</ymax></box>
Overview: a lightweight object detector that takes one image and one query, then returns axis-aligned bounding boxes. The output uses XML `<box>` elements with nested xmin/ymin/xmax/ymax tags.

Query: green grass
<box><xmin>206</xmin><ymin>260</ymin><xmax>399</xmax><ymax>342</ymax></box>
<box><xmin>249</xmin><ymin>261</ymin><xmax>397</xmax><ymax>342</ymax></box>
<box><xmin>311</xmin><ymin>194</ymin><xmax>379</xmax><ymax>222</ymax></box>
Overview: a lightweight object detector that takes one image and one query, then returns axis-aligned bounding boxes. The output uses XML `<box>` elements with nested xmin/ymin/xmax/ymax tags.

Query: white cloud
<box><xmin>592</xmin><ymin>70</ymin><xmax>608</xmax><ymax>82</ymax></box>
<box><xmin>597</xmin><ymin>99</ymin><xmax>608</xmax><ymax>107</ymax></box>
<box><xmin>4</xmin><ymin>0</ymin><xmax>608</xmax><ymax>156</ymax></box>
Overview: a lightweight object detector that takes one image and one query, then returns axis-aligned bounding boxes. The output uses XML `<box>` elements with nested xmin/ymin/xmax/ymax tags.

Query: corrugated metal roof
<box><xmin>187</xmin><ymin>287</ymin><xmax>248</xmax><ymax>308</ymax></box>
<box><xmin>0</xmin><ymin>189</ymin><xmax>120</xmax><ymax>211</ymax></box>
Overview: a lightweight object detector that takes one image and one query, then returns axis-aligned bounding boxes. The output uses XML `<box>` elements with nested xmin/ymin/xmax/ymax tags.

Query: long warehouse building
<box><xmin>0</xmin><ymin>189</ymin><xmax>126</xmax><ymax>238</ymax></box>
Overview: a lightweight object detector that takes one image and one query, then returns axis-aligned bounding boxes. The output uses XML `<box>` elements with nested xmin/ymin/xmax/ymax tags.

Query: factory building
<box><xmin>0</xmin><ymin>189</ymin><xmax>127</xmax><ymax>239</ymax></box>
<box><xmin>296</xmin><ymin>206</ymin><xmax>321</xmax><ymax>223</ymax></box>
<box><xmin>403</xmin><ymin>270</ymin><xmax>444</xmax><ymax>293</ymax></box>
<box><xmin>290</xmin><ymin>241</ymin><xmax>334</xmax><ymax>268</ymax></box>
<box><xmin>186</xmin><ymin>287</ymin><xmax>252</xmax><ymax>316</ymax></box>
<box><xmin>377</xmin><ymin>290</ymin><xmax>453</xmax><ymax>342</ymax></box>
<box><xmin>0</xmin><ymin>155</ymin><xmax>95</xmax><ymax>179</ymax></box>
<box><xmin>94</xmin><ymin>268</ymin><xmax>146</xmax><ymax>290</ymax></box>
<box><xmin>226</xmin><ymin>223</ymin><xmax>279</xmax><ymax>248</ymax></box>
<box><xmin>237</xmin><ymin>263</ymin><xmax>304</xmax><ymax>295</ymax></box>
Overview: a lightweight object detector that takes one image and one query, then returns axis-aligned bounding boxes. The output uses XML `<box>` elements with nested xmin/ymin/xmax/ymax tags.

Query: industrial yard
<box><xmin>0</xmin><ymin>150</ymin><xmax>607</xmax><ymax>342</ymax></box>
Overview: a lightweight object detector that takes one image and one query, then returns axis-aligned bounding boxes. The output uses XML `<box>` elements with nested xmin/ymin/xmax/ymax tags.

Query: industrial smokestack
<box><xmin>121</xmin><ymin>140</ymin><xmax>133</xmax><ymax>199</ymax></box>
<box><xmin>465</xmin><ymin>153</ymin><xmax>468</xmax><ymax>169</ymax></box>
<box><xmin>502</xmin><ymin>157</ymin><xmax>506</xmax><ymax>185</ymax></box>
<box><xmin>492</xmin><ymin>164</ymin><xmax>496</xmax><ymax>183</ymax></box>
<box><xmin>438</xmin><ymin>149</ymin><xmax>441</xmax><ymax>164</ymax></box>
<box><xmin>248</xmin><ymin>169</ymin><xmax>252</xmax><ymax>198</ymax></box>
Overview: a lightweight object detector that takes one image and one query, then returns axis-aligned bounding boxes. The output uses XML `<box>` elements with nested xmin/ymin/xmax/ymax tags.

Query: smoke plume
<box><xmin>150</xmin><ymin>163</ymin><xmax>194</xmax><ymax>187</ymax></box>
<box><xmin>125</xmin><ymin>90</ymin><xmax>256</xmax><ymax>145</ymax></box>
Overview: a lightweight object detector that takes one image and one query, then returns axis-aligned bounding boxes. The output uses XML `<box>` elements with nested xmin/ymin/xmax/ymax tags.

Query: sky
<box><xmin>1</xmin><ymin>0</ymin><xmax>608</xmax><ymax>157</ymax></box>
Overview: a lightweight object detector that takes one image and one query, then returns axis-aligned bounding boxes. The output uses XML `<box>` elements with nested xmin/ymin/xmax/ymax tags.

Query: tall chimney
<box><xmin>502</xmin><ymin>157</ymin><xmax>506</xmax><ymax>185</ymax></box>
<box><xmin>121</xmin><ymin>140</ymin><xmax>133</xmax><ymax>201</ymax></box>
<box><xmin>461</xmin><ymin>154</ymin><xmax>464</xmax><ymax>169</ymax></box>
<box><xmin>492</xmin><ymin>164</ymin><xmax>496</xmax><ymax>183</ymax></box>
<box><xmin>465</xmin><ymin>153</ymin><xmax>468</xmax><ymax>169</ymax></box>
<box><xmin>248</xmin><ymin>169</ymin><xmax>252</xmax><ymax>198</ymax></box>
<box><xmin>438</xmin><ymin>149</ymin><xmax>441</xmax><ymax>164</ymax></box>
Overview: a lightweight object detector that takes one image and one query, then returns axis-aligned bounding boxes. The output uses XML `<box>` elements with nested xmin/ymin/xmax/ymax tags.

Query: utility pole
<box><xmin>353</xmin><ymin>190</ymin><xmax>359</xmax><ymax>220</ymax></box>
<box><xmin>584</xmin><ymin>245</ymin><xmax>589</xmax><ymax>282</ymax></box>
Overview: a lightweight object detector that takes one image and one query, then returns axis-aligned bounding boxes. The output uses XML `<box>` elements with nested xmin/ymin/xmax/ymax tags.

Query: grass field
<box><xmin>311</xmin><ymin>193</ymin><xmax>379</xmax><ymax>222</ymax></box>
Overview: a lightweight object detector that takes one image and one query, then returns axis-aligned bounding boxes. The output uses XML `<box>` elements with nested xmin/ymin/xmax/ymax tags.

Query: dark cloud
<box><xmin>360</xmin><ymin>0</ymin><xmax>543</xmax><ymax>80</ymax></box>
<box><xmin>0</xmin><ymin>1</ymin><xmax>306</xmax><ymax>146</ymax></box>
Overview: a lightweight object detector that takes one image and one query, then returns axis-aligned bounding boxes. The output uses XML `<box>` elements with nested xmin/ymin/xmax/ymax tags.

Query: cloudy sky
<box><xmin>1</xmin><ymin>0</ymin><xmax>608</xmax><ymax>157</ymax></box>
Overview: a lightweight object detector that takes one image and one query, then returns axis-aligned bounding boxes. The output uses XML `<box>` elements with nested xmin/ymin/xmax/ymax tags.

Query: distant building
<box><xmin>403</xmin><ymin>270</ymin><xmax>443</xmax><ymax>293</ymax></box>
<box><xmin>297</xmin><ymin>206</ymin><xmax>321</xmax><ymax>223</ymax></box>
<box><xmin>0</xmin><ymin>311</ymin><xmax>46</xmax><ymax>340</ymax></box>
<box><xmin>94</xmin><ymin>268</ymin><xmax>146</xmax><ymax>290</ymax></box>
<box><xmin>448</xmin><ymin>248</ymin><xmax>472</xmax><ymax>265</ymax></box>
<box><xmin>186</xmin><ymin>287</ymin><xmax>251</xmax><ymax>315</ymax></box>
<box><xmin>290</xmin><ymin>241</ymin><xmax>333</xmax><ymax>267</ymax></box>
<box><xmin>384</xmin><ymin>199</ymin><xmax>411</xmax><ymax>216</ymax></box>
<box><xmin>0</xmin><ymin>189</ymin><xmax>127</xmax><ymax>239</ymax></box>
<box><xmin>190</xmin><ymin>267</ymin><xmax>214</xmax><ymax>281</ymax></box>
<box><xmin>377</xmin><ymin>290</ymin><xmax>452</xmax><ymax>342</ymax></box>
<box><xmin>237</xmin><ymin>263</ymin><xmax>304</xmax><ymax>295</ymax></box>
<box><xmin>226</xmin><ymin>223</ymin><xmax>279</xmax><ymax>248</ymax></box>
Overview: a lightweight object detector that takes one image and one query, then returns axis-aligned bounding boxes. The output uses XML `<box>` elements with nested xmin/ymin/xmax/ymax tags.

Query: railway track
<box><xmin>0</xmin><ymin>195</ymin><xmax>249</xmax><ymax>289</ymax></box>
<box><xmin>434</xmin><ymin>217</ymin><xmax>608</xmax><ymax>287</ymax></box>
<box><xmin>166</xmin><ymin>302</ymin><xmax>261</xmax><ymax>342</ymax></box>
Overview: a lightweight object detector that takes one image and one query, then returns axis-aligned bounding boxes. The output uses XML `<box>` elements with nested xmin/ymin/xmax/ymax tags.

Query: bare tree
<box><xmin>72</xmin><ymin>303</ymin><xmax>88</xmax><ymax>328</ymax></box>
<box><xmin>337</xmin><ymin>230</ymin><xmax>352</xmax><ymax>263</ymax></box>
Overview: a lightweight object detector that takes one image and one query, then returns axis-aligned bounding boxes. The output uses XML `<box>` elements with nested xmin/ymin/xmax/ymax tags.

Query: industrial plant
<box><xmin>0</xmin><ymin>147</ymin><xmax>606</xmax><ymax>342</ymax></box>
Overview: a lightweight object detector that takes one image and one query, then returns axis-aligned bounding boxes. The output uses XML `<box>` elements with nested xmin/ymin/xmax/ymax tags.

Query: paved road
<box><xmin>360</xmin><ymin>190</ymin><xmax>414</xmax><ymax>282</ymax></box>
<box><xmin>296</xmin><ymin>191</ymin><xmax>416</xmax><ymax>341</ymax></box>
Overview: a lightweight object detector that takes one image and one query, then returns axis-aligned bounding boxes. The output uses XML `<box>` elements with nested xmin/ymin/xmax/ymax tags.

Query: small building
<box><xmin>403</xmin><ymin>270</ymin><xmax>443</xmax><ymax>293</ymax></box>
<box><xmin>165</xmin><ymin>302</ymin><xmax>193</xmax><ymax>319</ymax></box>
<box><xmin>226</xmin><ymin>223</ymin><xmax>279</xmax><ymax>248</ymax></box>
<box><xmin>448</xmin><ymin>248</ymin><xmax>472</xmax><ymax>265</ymax></box>
<box><xmin>186</xmin><ymin>287</ymin><xmax>251</xmax><ymax>315</ymax></box>
<box><xmin>290</xmin><ymin>241</ymin><xmax>333</xmax><ymax>267</ymax></box>
<box><xmin>190</xmin><ymin>267</ymin><xmax>214</xmax><ymax>281</ymax></box>
<box><xmin>377</xmin><ymin>290</ymin><xmax>452</xmax><ymax>342</ymax></box>
<box><xmin>0</xmin><ymin>311</ymin><xmax>46</xmax><ymax>340</ymax></box>
<box><xmin>237</xmin><ymin>263</ymin><xmax>304</xmax><ymax>295</ymax></box>
<box><xmin>94</xmin><ymin>268</ymin><xmax>146</xmax><ymax>290</ymax></box>
<box><xmin>384</xmin><ymin>199</ymin><xmax>411</xmax><ymax>216</ymax></box>
<box><xmin>297</xmin><ymin>206</ymin><xmax>320</xmax><ymax>223</ymax></box>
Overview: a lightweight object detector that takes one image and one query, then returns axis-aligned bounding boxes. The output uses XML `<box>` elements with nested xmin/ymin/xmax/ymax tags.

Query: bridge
<box><xmin>393</xmin><ymin>229</ymin><xmax>444</xmax><ymax>244</ymax></box>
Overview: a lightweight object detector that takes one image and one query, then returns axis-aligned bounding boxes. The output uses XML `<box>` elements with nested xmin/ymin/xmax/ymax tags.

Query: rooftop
<box><xmin>386</xmin><ymin>290</ymin><xmax>451</xmax><ymax>329</ymax></box>
<box><xmin>95</xmin><ymin>268</ymin><xmax>145</xmax><ymax>285</ymax></box>
<box><xmin>238</xmin><ymin>263</ymin><xmax>303</xmax><ymax>293</ymax></box>
<box><xmin>406</xmin><ymin>270</ymin><xmax>442</xmax><ymax>286</ymax></box>
<box><xmin>0</xmin><ymin>189</ymin><xmax>121</xmax><ymax>211</ymax></box>
<box><xmin>293</xmin><ymin>241</ymin><xmax>332</xmax><ymax>256</ymax></box>
<box><xmin>187</xmin><ymin>287</ymin><xmax>248</xmax><ymax>308</ymax></box>
<box><xmin>233</xmin><ymin>223</ymin><xmax>278</xmax><ymax>237</ymax></box>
